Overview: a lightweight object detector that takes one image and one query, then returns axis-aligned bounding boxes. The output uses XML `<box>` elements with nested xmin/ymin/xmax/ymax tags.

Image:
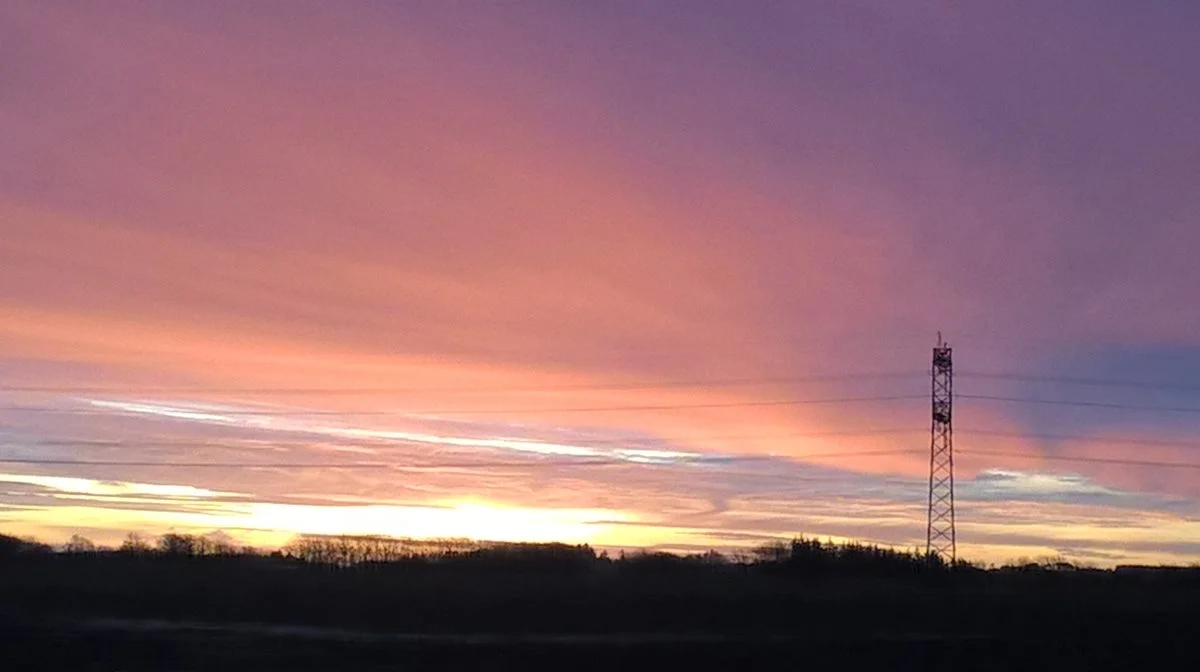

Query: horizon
<box><xmin>10</xmin><ymin>527</ymin><xmax>1176</xmax><ymax>571</ymax></box>
<box><xmin>3</xmin><ymin>2</ymin><xmax>1200</xmax><ymax>569</ymax></box>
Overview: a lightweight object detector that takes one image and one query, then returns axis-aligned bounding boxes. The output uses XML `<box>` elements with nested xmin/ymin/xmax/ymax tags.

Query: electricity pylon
<box><xmin>926</xmin><ymin>334</ymin><xmax>956</xmax><ymax>564</ymax></box>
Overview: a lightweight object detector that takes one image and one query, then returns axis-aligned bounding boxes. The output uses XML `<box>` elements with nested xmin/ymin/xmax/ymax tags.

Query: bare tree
<box><xmin>120</xmin><ymin>532</ymin><xmax>151</xmax><ymax>554</ymax></box>
<box><xmin>159</xmin><ymin>533</ymin><xmax>198</xmax><ymax>556</ymax></box>
<box><xmin>64</xmin><ymin>534</ymin><xmax>97</xmax><ymax>553</ymax></box>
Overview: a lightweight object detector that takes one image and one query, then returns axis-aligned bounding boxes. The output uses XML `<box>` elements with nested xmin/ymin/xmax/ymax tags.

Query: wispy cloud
<box><xmin>0</xmin><ymin>473</ymin><xmax>239</xmax><ymax>500</ymax></box>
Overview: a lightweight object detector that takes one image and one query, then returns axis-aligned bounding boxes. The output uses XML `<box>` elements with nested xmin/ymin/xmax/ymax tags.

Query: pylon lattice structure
<box><xmin>926</xmin><ymin>336</ymin><xmax>956</xmax><ymax>563</ymax></box>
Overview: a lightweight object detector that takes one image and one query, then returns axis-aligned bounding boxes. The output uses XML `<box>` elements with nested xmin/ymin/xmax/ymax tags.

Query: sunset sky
<box><xmin>2</xmin><ymin>1</ymin><xmax>1199</xmax><ymax>566</ymax></box>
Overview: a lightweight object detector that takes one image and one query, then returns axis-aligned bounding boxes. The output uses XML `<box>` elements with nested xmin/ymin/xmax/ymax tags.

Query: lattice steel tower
<box><xmin>926</xmin><ymin>334</ymin><xmax>956</xmax><ymax>563</ymax></box>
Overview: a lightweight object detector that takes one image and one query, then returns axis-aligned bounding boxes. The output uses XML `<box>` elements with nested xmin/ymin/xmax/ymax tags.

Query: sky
<box><xmin>2</xmin><ymin>1</ymin><xmax>1199</xmax><ymax>567</ymax></box>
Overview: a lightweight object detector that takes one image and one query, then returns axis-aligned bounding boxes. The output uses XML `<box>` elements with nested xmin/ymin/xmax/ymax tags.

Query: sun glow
<box><xmin>235</xmin><ymin>500</ymin><xmax>634</xmax><ymax>544</ymax></box>
<box><xmin>0</xmin><ymin>473</ymin><xmax>639</xmax><ymax>547</ymax></box>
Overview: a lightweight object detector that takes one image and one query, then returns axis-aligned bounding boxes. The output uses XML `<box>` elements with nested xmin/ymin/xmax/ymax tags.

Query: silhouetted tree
<box><xmin>753</xmin><ymin>540</ymin><xmax>790</xmax><ymax>563</ymax></box>
<box><xmin>63</xmin><ymin>534</ymin><xmax>97</xmax><ymax>553</ymax></box>
<box><xmin>119</xmin><ymin>532</ymin><xmax>151</xmax><ymax>554</ymax></box>
<box><xmin>158</xmin><ymin>533</ymin><xmax>199</xmax><ymax>557</ymax></box>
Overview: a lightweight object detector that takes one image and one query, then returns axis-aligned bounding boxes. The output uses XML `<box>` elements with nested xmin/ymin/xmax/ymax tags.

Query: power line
<box><xmin>0</xmin><ymin>394</ymin><xmax>927</xmax><ymax>417</ymax></box>
<box><xmin>0</xmin><ymin>448</ymin><xmax>918</xmax><ymax>469</ymax></box>
<box><xmin>0</xmin><ymin>457</ymin><xmax>617</xmax><ymax>470</ymax></box>
<box><xmin>14</xmin><ymin>428</ymin><xmax>1200</xmax><ymax>462</ymax></box>
<box><xmin>958</xmin><ymin>429</ymin><xmax>1200</xmax><ymax>451</ymax></box>
<box><xmin>9</xmin><ymin>382</ymin><xmax>1199</xmax><ymax>418</ymax></box>
<box><xmin>6</xmin><ymin>427</ymin><xmax>927</xmax><ymax>450</ymax></box>
<box><xmin>14</xmin><ymin>447</ymin><xmax>1200</xmax><ymax>478</ymax></box>
<box><xmin>7</xmin><ymin>369</ymin><xmax>1200</xmax><ymax>396</ymax></box>
<box><xmin>959</xmin><ymin>449</ymin><xmax>1200</xmax><ymax>471</ymax></box>
<box><xmin>10</xmin><ymin>421</ymin><xmax>1200</xmax><ymax>465</ymax></box>
<box><xmin>6</xmin><ymin>442</ymin><xmax>1200</xmax><ymax>475</ymax></box>
<box><xmin>958</xmin><ymin>394</ymin><xmax>1200</xmax><ymax>414</ymax></box>
<box><xmin>6</xmin><ymin>449</ymin><xmax>1200</xmax><ymax>473</ymax></box>
<box><xmin>0</xmin><ymin>372</ymin><xmax>924</xmax><ymax>396</ymax></box>
<box><xmin>959</xmin><ymin>371</ymin><xmax>1200</xmax><ymax>393</ymax></box>
<box><xmin>0</xmin><ymin>449</ymin><xmax>927</xmax><ymax>490</ymax></box>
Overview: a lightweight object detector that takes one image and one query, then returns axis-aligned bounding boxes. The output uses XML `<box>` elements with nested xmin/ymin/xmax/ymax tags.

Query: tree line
<box><xmin>0</xmin><ymin>530</ymin><xmax>969</xmax><ymax>575</ymax></box>
<box><xmin>5</xmin><ymin>530</ymin><xmax>1189</xmax><ymax>575</ymax></box>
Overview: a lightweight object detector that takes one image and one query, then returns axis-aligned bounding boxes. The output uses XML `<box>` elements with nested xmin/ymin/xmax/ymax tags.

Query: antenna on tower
<box><xmin>927</xmin><ymin>335</ymin><xmax>956</xmax><ymax>564</ymax></box>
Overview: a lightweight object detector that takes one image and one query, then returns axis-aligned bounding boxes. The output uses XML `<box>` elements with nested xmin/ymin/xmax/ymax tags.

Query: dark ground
<box><xmin>2</xmin><ymin>542</ymin><xmax>1197</xmax><ymax>669</ymax></box>
<box><xmin>1</xmin><ymin>618</ymin><xmax>1192</xmax><ymax>671</ymax></box>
